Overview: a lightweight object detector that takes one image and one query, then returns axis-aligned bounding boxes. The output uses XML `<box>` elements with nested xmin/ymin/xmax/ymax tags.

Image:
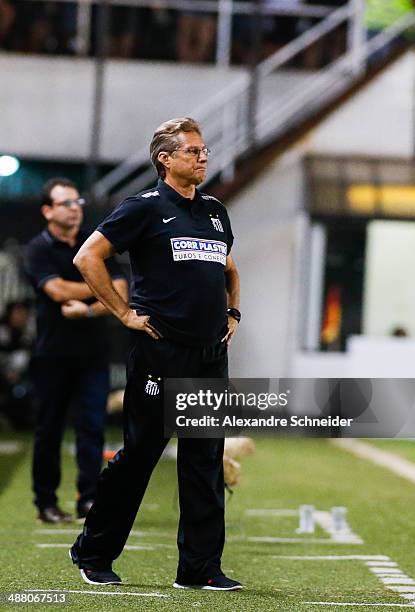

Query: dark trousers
<box><xmin>32</xmin><ymin>357</ymin><xmax>109</xmax><ymax>511</ymax></box>
<box><xmin>75</xmin><ymin>333</ymin><xmax>227</xmax><ymax>581</ymax></box>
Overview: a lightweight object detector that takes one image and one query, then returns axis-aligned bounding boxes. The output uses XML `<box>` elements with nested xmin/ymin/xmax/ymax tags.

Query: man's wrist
<box><xmin>86</xmin><ymin>305</ymin><xmax>94</xmax><ymax>318</ymax></box>
<box><xmin>227</xmin><ymin>307</ymin><xmax>241</xmax><ymax>323</ymax></box>
<box><xmin>118</xmin><ymin>307</ymin><xmax>132</xmax><ymax>323</ymax></box>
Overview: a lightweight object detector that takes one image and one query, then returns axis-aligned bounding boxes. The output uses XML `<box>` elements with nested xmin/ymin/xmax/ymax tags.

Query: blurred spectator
<box><xmin>0</xmin><ymin>0</ymin><xmax>15</xmax><ymax>46</ymax></box>
<box><xmin>10</xmin><ymin>0</ymin><xmax>409</xmax><ymax>68</ymax></box>
<box><xmin>141</xmin><ymin>6</ymin><xmax>177</xmax><ymax>60</ymax></box>
<box><xmin>6</xmin><ymin>1</ymin><xmax>78</xmax><ymax>54</ymax></box>
<box><xmin>300</xmin><ymin>0</ymin><xmax>348</xmax><ymax>69</ymax></box>
<box><xmin>232</xmin><ymin>0</ymin><xmax>252</xmax><ymax>63</ymax></box>
<box><xmin>55</xmin><ymin>2</ymin><xmax>78</xmax><ymax>54</ymax></box>
<box><xmin>177</xmin><ymin>1</ymin><xmax>216</xmax><ymax>62</ymax></box>
<box><xmin>0</xmin><ymin>300</ymin><xmax>35</xmax><ymax>430</ymax></box>
<box><xmin>262</xmin><ymin>8</ymin><xmax>298</xmax><ymax>57</ymax></box>
<box><xmin>95</xmin><ymin>5</ymin><xmax>176</xmax><ymax>61</ymax></box>
<box><xmin>262</xmin><ymin>0</ymin><xmax>299</xmax><ymax>59</ymax></box>
<box><xmin>232</xmin><ymin>0</ymin><xmax>298</xmax><ymax>65</ymax></box>
<box><xmin>109</xmin><ymin>6</ymin><xmax>140</xmax><ymax>58</ymax></box>
<box><xmin>0</xmin><ymin>246</ymin><xmax>31</xmax><ymax>317</ymax></box>
<box><xmin>232</xmin><ymin>0</ymin><xmax>267</xmax><ymax>64</ymax></box>
<box><xmin>8</xmin><ymin>1</ymin><xmax>57</xmax><ymax>53</ymax></box>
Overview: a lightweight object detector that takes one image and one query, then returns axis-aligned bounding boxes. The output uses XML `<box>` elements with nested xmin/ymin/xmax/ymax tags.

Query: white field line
<box><xmin>364</xmin><ymin>561</ymin><xmax>415</xmax><ymax>603</ymax></box>
<box><xmin>333</xmin><ymin>435</ymin><xmax>415</xmax><ymax>604</ymax></box>
<box><xmin>0</xmin><ymin>441</ymin><xmax>22</xmax><ymax>454</ymax></box>
<box><xmin>272</xmin><ymin>555</ymin><xmax>415</xmax><ymax>604</ymax></box>
<box><xmin>381</xmin><ymin>579</ymin><xmax>415</xmax><ymax>585</ymax></box>
<box><xmin>370</xmin><ymin>569</ymin><xmax>409</xmax><ymax>575</ymax></box>
<box><xmin>375</xmin><ymin>575</ymin><xmax>412</xmax><ymax>580</ymax></box>
<box><xmin>123</xmin><ymin>544</ymin><xmax>175</xmax><ymax>550</ymax></box>
<box><xmin>332</xmin><ymin>439</ymin><xmax>415</xmax><ymax>485</ymax></box>
<box><xmin>37</xmin><ymin>544</ymin><xmax>80</xmax><ymax>549</ymax></box>
<box><xmin>272</xmin><ymin>555</ymin><xmax>391</xmax><ymax>561</ymax></box>
<box><xmin>34</xmin><ymin>529</ymin><xmax>173</xmax><ymax>538</ymax></box>
<box><xmin>365</xmin><ymin>561</ymin><xmax>415</xmax><ymax>599</ymax></box>
<box><xmin>246</xmin><ymin>536</ymin><xmax>361</xmax><ymax>544</ymax></box>
<box><xmin>34</xmin><ymin>529</ymin><xmax>82</xmax><ymax>535</ymax></box>
<box><xmin>26</xmin><ymin>589</ymin><xmax>168</xmax><ymax>598</ymax></box>
<box><xmin>63</xmin><ymin>501</ymin><xmax>160</xmax><ymax>511</ymax></box>
<box><xmin>36</xmin><ymin>543</ymin><xmax>174</xmax><ymax>550</ymax></box>
<box><xmin>314</xmin><ymin>510</ymin><xmax>363</xmax><ymax>544</ymax></box>
<box><xmin>376</xmin><ymin>573</ymin><xmax>412</xmax><ymax>578</ymax></box>
<box><xmin>245</xmin><ymin>509</ymin><xmax>298</xmax><ymax>517</ymax></box>
<box><xmin>302</xmin><ymin>603</ymin><xmax>415</xmax><ymax>608</ymax></box>
<box><xmin>367</xmin><ymin>563</ymin><xmax>399</xmax><ymax>567</ymax></box>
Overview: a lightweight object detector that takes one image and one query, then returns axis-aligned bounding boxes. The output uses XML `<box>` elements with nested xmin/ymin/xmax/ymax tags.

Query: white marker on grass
<box><xmin>296</xmin><ymin>505</ymin><xmax>315</xmax><ymax>534</ymax></box>
<box><xmin>331</xmin><ymin>507</ymin><xmax>348</xmax><ymax>533</ymax></box>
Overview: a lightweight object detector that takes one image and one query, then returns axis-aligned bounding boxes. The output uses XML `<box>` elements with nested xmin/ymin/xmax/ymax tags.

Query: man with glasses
<box><xmin>25</xmin><ymin>178</ymin><xmax>128</xmax><ymax>524</ymax></box>
<box><xmin>69</xmin><ymin>118</ymin><xmax>242</xmax><ymax>590</ymax></box>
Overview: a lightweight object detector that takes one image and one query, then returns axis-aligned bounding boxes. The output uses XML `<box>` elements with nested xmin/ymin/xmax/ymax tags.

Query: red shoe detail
<box><xmin>103</xmin><ymin>450</ymin><xmax>117</xmax><ymax>460</ymax></box>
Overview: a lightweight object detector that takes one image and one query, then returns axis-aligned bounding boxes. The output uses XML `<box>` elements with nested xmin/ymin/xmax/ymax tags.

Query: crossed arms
<box><xmin>43</xmin><ymin>264</ymin><xmax>128</xmax><ymax>319</ymax></box>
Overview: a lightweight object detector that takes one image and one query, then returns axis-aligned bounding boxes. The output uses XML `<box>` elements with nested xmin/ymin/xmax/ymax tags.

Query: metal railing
<box><xmin>92</xmin><ymin>0</ymin><xmax>415</xmax><ymax>202</ymax></box>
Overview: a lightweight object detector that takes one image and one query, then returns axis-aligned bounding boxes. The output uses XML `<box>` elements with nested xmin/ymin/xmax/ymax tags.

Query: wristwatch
<box><xmin>227</xmin><ymin>308</ymin><xmax>241</xmax><ymax>323</ymax></box>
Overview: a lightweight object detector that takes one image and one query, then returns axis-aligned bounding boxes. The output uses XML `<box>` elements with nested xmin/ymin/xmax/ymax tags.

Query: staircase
<box><xmin>93</xmin><ymin>2</ymin><xmax>415</xmax><ymax>205</ymax></box>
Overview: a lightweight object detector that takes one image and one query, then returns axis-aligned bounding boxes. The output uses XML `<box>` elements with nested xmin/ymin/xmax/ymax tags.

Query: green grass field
<box><xmin>1</xmin><ymin>434</ymin><xmax>415</xmax><ymax>611</ymax></box>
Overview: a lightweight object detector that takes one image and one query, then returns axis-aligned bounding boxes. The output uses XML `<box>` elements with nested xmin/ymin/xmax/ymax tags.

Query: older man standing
<box><xmin>69</xmin><ymin>118</ymin><xmax>242</xmax><ymax>590</ymax></box>
<box><xmin>26</xmin><ymin>178</ymin><xmax>127</xmax><ymax>523</ymax></box>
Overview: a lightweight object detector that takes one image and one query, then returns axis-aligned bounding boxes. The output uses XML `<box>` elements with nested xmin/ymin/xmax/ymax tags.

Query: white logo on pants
<box><xmin>145</xmin><ymin>380</ymin><xmax>160</xmax><ymax>396</ymax></box>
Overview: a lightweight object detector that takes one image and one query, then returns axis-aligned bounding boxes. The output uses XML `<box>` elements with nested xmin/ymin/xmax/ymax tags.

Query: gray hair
<box><xmin>150</xmin><ymin>117</ymin><xmax>201</xmax><ymax>179</ymax></box>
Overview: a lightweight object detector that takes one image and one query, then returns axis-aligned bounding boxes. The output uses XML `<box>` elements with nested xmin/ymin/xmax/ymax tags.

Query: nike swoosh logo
<box><xmin>163</xmin><ymin>217</ymin><xmax>176</xmax><ymax>224</ymax></box>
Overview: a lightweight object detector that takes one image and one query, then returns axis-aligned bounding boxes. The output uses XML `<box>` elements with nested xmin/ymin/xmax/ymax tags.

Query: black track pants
<box><xmin>75</xmin><ymin>332</ymin><xmax>227</xmax><ymax>581</ymax></box>
<box><xmin>32</xmin><ymin>358</ymin><xmax>108</xmax><ymax>510</ymax></box>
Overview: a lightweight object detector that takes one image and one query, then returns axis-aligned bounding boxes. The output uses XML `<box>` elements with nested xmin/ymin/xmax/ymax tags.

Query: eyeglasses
<box><xmin>173</xmin><ymin>146</ymin><xmax>211</xmax><ymax>158</ymax></box>
<box><xmin>52</xmin><ymin>198</ymin><xmax>86</xmax><ymax>208</ymax></box>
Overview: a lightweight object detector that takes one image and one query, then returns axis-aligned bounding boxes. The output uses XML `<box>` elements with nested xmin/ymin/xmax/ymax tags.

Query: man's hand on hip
<box><xmin>120</xmin><ymin>310</ymin><xmax>160</xmax><ymax>339</ymax></box>
<box><xmin>222</xmin><ymin>316</ymin><xmax>238</xmax><ymax>345</ymax></box>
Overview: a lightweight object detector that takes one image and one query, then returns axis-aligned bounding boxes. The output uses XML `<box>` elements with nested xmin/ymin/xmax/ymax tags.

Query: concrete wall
<box><xmin>228</xmin><ymin>150</ymin><xmax>304</xmax><ymax>378</ymax></box>
<box><xmin>2</xmin><ymin>53</ymin><xmax>244</xmax><ymax>162</ymax></box>
<box><xmin>309</xmin><ymin>51</ymin><xmax>414</xmax><ymax>158</ymax></box>
<box><xmin>363</xmin><ymin>220</ymin><xmax>415</xmax><ymax>337</ymax></box>
<box><xmin>3</xmin><ymin>52</ymin><xmax>318</xmax><ymax>164</ymax></box>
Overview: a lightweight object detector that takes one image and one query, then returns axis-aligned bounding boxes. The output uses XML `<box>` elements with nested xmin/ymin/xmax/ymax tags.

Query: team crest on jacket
<box><xmin>210</xmin><ymin>216</ymin><xmax>224</xmax><ymax>232</ymax></box>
